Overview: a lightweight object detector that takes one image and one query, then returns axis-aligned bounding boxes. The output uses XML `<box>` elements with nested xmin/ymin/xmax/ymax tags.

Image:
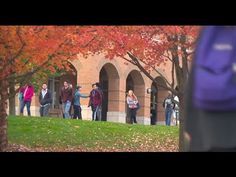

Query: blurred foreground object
<box><xmin>185</xmin><ymin>26</ymin><xmax>236</xmax><ymax>152</ymax></box>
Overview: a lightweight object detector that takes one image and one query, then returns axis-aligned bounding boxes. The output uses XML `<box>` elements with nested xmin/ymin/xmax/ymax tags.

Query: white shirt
<box><xmin>23</xmin><ymin>86</ymin><xmax>28</xmax><ymax>98</ymax></box>
<box><xmin>41</xmin><ymin>89</ymin><xmax>47</xmax><ymax>99</ymax></box>
<box><xmin>174</xmin><ymin>96</ymin><xmax>179</xmax><ymax>109</ymax></box>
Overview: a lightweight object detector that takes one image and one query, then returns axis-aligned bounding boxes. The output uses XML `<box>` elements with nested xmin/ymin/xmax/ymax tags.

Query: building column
<box><xmin>157</xmin><ymin>88</ymin><xmax>168</xmax><ymax>124</ymax></box>
<box><xmin>134</xmin><ymin>85</ymin><xmax>151</xmax><ymax>125</ymax></box>
<box><xmin>107</xmin><ymin>78</ymin><xmax>126</xmax><ymax>123</ymax></box>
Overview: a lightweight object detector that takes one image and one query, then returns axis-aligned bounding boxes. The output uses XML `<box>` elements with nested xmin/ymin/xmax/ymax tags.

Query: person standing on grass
<box><xmin>20</xmin><ymin>82</ymin><xmax>34</xmax><ymax>116</ymax></box>
<box><xmin>60</xmin><ymin>81</ymin><xmax>73</xmax><ymax>119</ymax></box>
<box><xmin>126</xmin><ymin>90</ymin><xmax>139</xmax><ymax>124</ymax></box>
<box><xmin>95</xmin><ymin>82</ymin><xmax>103</xmax><ymax>121</ymax></box>
<box><xmin>89</xmin><ymin>83</ymin><xmax>102</xmax><ymax>121</ymax></box>
<box><xmin>39</xmin><ymin>83</ymin><xmax>52</xmax><ymax>117</ymax></box>
<box><xmin>163</xmin><ymin>93</ymin><xmax>175</xmax><ymax>126</ymax></box>
<box><xmin>88</xmin><ymin>83</ymin><xmax>96</xmax><ymax>120</ymax></box>
<box><xmin>69</xmin><ymin>83</ymin><xmax>74</xmax><ymax>118</ymax></box>
<box><xmin>73</xmin><ymin>86</ymin><xmax>89</xmax><ymax>119</ymax></box>
<box><xmin>18</xmin><ymin>83</ymin><xmax>26</xmax><ymax>115</ymax></box>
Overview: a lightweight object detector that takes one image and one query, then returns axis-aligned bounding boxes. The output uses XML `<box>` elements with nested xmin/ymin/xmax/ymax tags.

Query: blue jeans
<box><xmin>129</xmin><ymin>108</ymin><xmax>137</xmax><ymax>124</ymax></box>
<box><xmin>20</xmin><ymin>101</ymin><xmax>31</xmax><ymax>116</ymax></box>
<box><xmin>40</xmin><ymin>104</ymin><xmax>50</xmax><ymax>117</ymax></box>
<box><xmin>63</xmin><ymin>101</ymin><xmax>71</xmax><ymax>119</ymax></box>
<box><xmin>73</xmin><ymin>105</ymin><xmax>82</xmax><ymax>119</ymax></box>
<box><xmin>19</xmin><ymin>99</ymin><xmax>24</xmax><ymax>113</ymax></box>
<box><xmin>165</xmin><ymin>109</ymin><xmax>172</xmax><ymax>126</ymax></box>
<box><xmin>93</xmin><ymin>105</ymin><xmax>101</xmax><ymax>121</ymax></box>
<box><xmin>91</xmin><ymin>104</ymin><xmax>95</xmax><ymax>120</ymax></box>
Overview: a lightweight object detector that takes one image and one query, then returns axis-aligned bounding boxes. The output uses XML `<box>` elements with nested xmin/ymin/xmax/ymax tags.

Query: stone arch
<box><xmin>99</xmin><ymin>63</ymin><xmax>120</xmax><ymax>121</ymax></box>
<box><xmin>48</xmin><ymin>62</ymin><xmax>77</xmax><ymax>110</ymax></box>
<box><xmin>125</xmin><ymin>70</ymin><xmax>145</xmax><ymax>123</ymax></box>
<box><xmin>151</xmin><ymin>76</ymin><xmax>169</xmax><ymax>124</ymax></box>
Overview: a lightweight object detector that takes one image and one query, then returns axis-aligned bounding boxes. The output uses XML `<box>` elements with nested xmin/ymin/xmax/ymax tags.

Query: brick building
<box><xmin>11</xmin><ymin>53</ymin><xmax>174</xmax><ymax>125</ymax></box>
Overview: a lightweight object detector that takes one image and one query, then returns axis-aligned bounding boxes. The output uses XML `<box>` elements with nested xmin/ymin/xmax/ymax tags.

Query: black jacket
<box><xmin>39</xmin><ymin>89</ymin><xmax>52</xmax><ymax>106</ymax></box>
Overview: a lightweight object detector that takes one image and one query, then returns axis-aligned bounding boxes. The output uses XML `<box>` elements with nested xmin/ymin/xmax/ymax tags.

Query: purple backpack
<box><xmin>193</xmin><ymin>26</ymin><xmax>236</xmax><ymax>111</ymax></box>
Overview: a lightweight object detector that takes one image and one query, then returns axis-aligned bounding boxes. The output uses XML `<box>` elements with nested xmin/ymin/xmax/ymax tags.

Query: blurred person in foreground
<box><xmin>184</xmin><ymin>26</ymin><xmax>236</xmax><ymax>152</ymax></box>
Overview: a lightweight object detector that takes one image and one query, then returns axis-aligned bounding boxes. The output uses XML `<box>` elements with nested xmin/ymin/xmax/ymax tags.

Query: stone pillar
<box><xmin>107</xmin><ymin>78</ymin><xmax>126</xmax><ymax>123</ymax></box>
<box><xmin>134</xmin><ymin>85</ymin><xmax>151</xmax><ymax>125</ymax></box>
<box><xmin>77</xmin><ymin>62</ymin><xmax>99</xmax><ymax>120</ymax></box>
<box><xmin>157</xmin><ymin>88</ymin><xmax>168</xmax><ymax>124</ymax></box>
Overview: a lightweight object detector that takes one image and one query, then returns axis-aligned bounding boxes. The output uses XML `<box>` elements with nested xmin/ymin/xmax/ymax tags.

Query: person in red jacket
<box><xmin>89</xmin><ymin>83</ymin><xmax>103</xmax><ymax>121</ymax></box>
<box><xmin>60</xmin><ymin>81</ymin><xmax>73</xmax><ymax>119</ymax></box>
<box><xmin>20</xmin><ymin>82</ymin><xmax>34</xmax><ymax>116</ymax></box>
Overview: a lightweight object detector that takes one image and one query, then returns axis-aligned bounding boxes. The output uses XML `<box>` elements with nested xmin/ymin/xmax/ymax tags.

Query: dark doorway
<box><xmin>99</xmin><ymin>67</ymin><xmax>108</xmax><ymax>121</ymax></box>
<box><xmin>150</xmin><ymin>82</ymin><xmax>158</xmax><ymax>125</ymax></box>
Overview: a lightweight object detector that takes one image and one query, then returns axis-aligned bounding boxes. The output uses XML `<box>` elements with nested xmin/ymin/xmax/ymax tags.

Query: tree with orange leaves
<box><xmin>78</xmin><ymin>26</ymin><xmax>201</xmax><ymax>151</ymax></box>
<box><xmin>0</xmin><ymin>26</ymin><xmax>200</xmax><ymax>151</ymax></box>
<box><xmin>0</xmin><ymin>26</ymin><xmax>95</xmax><ymax>151</ymax></box>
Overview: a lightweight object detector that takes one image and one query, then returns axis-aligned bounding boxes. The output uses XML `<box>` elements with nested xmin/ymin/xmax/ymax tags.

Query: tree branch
<box><xmin>171</xmin><ymin>59</ymin><xmax>175</xmax><ymax>89</ymax></box>
<box><xmin>162</xmin><ymin>51</ymin><xmax>173</xmax><ymax>62</ymax></box>
<box><xmin>127</xmin><ymin>51</ymin><xmax>177</xmax><ymax>94</ymax></box>
<box><xmin>81</xmin><ymin>36</ymin><xmax>96</xmax><ymax>48</ymax></box>
<box><xmin>135</xmin><ymin>54</ymin><xmax>172</xmax><ymax>88</ymax></box>
<box><xmin>117</xmin><ymin>54</ymin><xmax>136</xmax><ymax>65</ymax></box>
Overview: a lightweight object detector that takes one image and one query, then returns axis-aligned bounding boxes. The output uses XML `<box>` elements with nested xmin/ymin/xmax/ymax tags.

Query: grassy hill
<box><xmin>7</xmin><ymin>116</ymin><xmax>179</xmax><ymax>152</ymax></box>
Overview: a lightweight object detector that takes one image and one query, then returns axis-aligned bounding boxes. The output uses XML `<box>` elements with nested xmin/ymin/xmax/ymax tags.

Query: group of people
<box><xmin>18</xmin><ymin>81</ymin><xmax>176</xmax><ymax>126</ymax></box>
<box><xmin>59</xmin><ymin>81</ymin><xmax>104</xmax><ymax>121</ymax></box>
<box><xmin>19</xmin><ymin>82</ymin><xmax>53</xmax><ymax>117</ymax></box>
<box><xmin>18</xmin><ymin>81</ymin><xmax>105</xmax><ymax>121</ymax></box>
<box><xmin>18</xmin><ymin>81</ymin><xmax>141</xmax><ymax>124</ymax></box>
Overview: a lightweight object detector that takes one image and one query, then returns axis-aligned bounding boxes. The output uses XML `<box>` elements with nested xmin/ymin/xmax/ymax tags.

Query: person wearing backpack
<box><xmin>163</xmin><ymin>93</ymin><xmax>175</xmax><ymax>126</ymax></box>
<box><xmin>184</xmin><ymin>26</ymin><xmax>236</xmax><ymax>152</ymax></box>
<box><xmin>18</xmin><ymin>84</ymin><xmax>26</xmax><ymax>115</ymax></box>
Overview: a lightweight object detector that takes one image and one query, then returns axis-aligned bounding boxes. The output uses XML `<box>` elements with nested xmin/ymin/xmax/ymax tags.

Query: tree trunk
<box><xmin>178</xmin><ymin>93</ymin><xmax>185</xmax><ymax>152</ymax></box>
<box><xmin>0</xmin><ymin>79</ymin><xmax>8</xmax><ymax>151</ymax></box>
<box><xmin>9</xmin><ymin>78</ymin><xmax>16</xmax><ymax>116</ymax></box>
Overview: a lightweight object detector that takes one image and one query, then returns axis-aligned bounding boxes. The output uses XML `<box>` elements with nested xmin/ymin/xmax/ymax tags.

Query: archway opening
<box><xmin>125</xmin><ymin>70</ymin><xmax>145</xmax><ymax>124</ymax></box>
<box><xmin>47</xmin><ymin>62</ymin><xmax>77</xmax><ymax>117</ymax></box>
<box><xmin>99</xmin><ymin>63</ymin><xmax>120</xmax><ymax>121</ymax></box>
<box><xmin>152</xmin><ymin>77</ymin><xmax>169</xmax><ymax>124</ymax></box>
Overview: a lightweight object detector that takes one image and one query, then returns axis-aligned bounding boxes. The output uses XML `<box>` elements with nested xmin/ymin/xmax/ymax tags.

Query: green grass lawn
<box><xmin>8</xmin><ymin>116</ymin><xmax>179</xmax><ymax>152</ymax></box>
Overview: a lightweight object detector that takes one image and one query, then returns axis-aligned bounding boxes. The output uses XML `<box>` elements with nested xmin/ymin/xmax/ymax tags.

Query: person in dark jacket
<box><xmin>88</xmin><ymin>83</ymin><xmax>103</xmax><ymax>121</ymax></box>
<box><xmin>60</xmin><ymin>81</ymin><xmax>73</xmax><ymax>119</ymax></box>
<box><xmin>95</xmin><ymin>82</ymin><xmax>103</xmax><ymax>121</ymax></box>
<box><xmin>88</xmin><ymin>84</ymin><xmax>96</xmax><ymax>120</ymax></box>
<box><xmin>39</xmin><ymin>83</ymin><xmax>52</xmax><ymax>117</ymax></box>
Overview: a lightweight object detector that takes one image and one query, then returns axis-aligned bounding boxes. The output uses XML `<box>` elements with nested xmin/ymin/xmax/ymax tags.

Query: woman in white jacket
<box><xmin>127</xmin><ymin>90</ymin><xmax>139</xmax><ymax>124</ymax></box>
